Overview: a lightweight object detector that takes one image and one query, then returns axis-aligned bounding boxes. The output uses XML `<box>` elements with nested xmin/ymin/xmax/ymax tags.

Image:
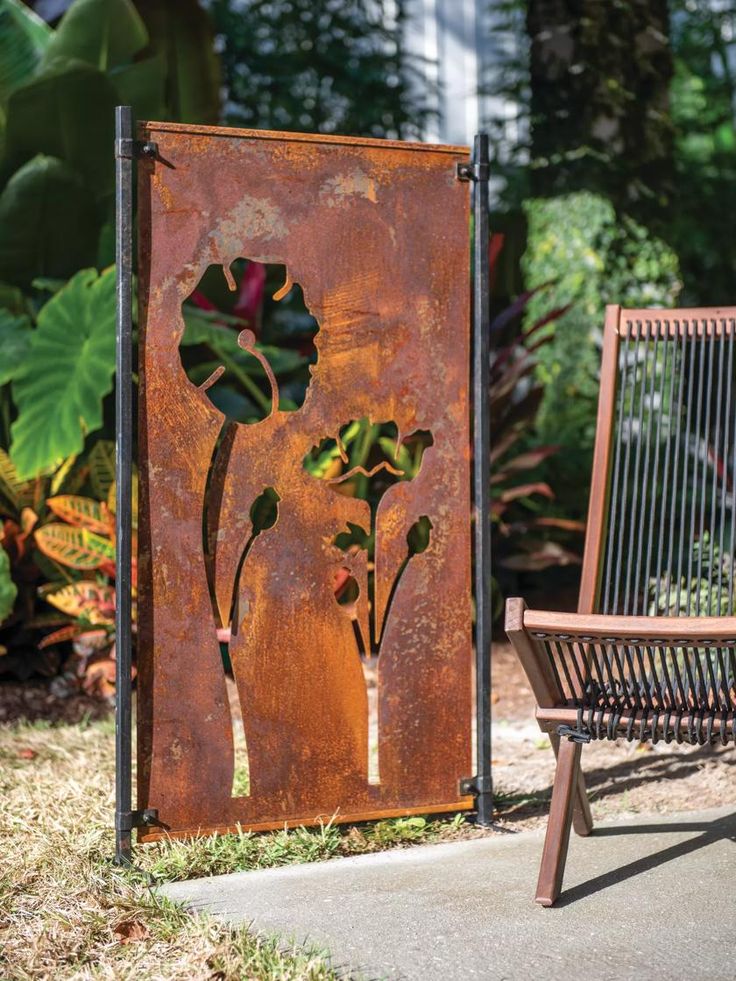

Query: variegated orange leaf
<box><xmin>0</xmin><ymin>448</ymin><xmax>34</xmax><ymax>510</ymax></box>
<box><xmin>35</xmin><ymin>524</ymin><xmax>114</xmax><ymax>570</ymax></box>
<box><xmin>39</xmin><ymin>624</ymin><xmax>80</xmax><ymax>649</ymax></box>
<box><xmin>107</xmin><ymin>472</ymin><xmax>139</xmax><ymax>530</ymax></box>
<box><xmin>46</xmin><ymin>495</ymin><xmax>109</xmax><ymax>534</ymax></box>
<box><xmin>45</xmin><ymin>581</ymin><xmax>115</xmax><ymax>618</ymax></box>
<box><xmin>20</xmin><ymin>507</ymin><xmax>38</xmax><ymax>535</ymax></box>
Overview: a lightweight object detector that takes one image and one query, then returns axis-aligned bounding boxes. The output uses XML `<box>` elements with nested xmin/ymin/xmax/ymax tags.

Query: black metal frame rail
<box><xmin>114</xmin><ymin>105</ymin><xmax>135</xmax><ymax>864</ymax></box>
<box><xmin>463</xmin><ymin>134</ymin><xmax>494</xmax><ymax>824</ymax></box>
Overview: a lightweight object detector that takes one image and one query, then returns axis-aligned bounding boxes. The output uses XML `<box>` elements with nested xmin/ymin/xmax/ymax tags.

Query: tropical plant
<box><xmin>649</xmin><ymin>533</ymin><xmax>735</xmax><ymax>619</ymax></box>
<box><xmin>35</xmin><ymin>489</ymin><xmax>124</xmax><ymax>701</ymax></box>
<box><xmin>0</xmin><ymin>439</ymin><xmax>123</xmax><ymax>692</ymax></box>
<box><xmin>209</xmin><ymin>0</ymin><xmax>430</xmax><ymax>139</ymax></box>
<box><xmin>522</xmin><ymin>192</ymin><xmax>681</xmax><ymax>516</ymax></box>
<box><xmin>669</xmin><ymin>0</ymin><xmax>736</xmax><ymax>305</ymax></box>
<box><xmin>6</xmin><ymin>268</ymin><xmax>116</xmax><ymax>479</ymax></box>
<box><xmin>488</xmin><ymin>258</ymin><xmax>584</xmax><ymax>612</ymax></box>
<box><xmin>0</xmin><ymin>0</ymin><xmax>220</xmax><ymax>289</ymax></box>
<box><xmin>0</xmin><ymin>543</ymin><xmax>16</xmax><ymax>630</ymax></box>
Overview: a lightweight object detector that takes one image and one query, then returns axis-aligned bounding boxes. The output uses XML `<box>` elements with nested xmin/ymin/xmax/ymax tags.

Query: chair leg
<box><xmin>550</xmin><ymin>732</ymin><xmax>593</xmax><ymax>836</ymax></box>
<box><xmin>536</xmin><ymin>738</ymin><xmax>582</xmax><ymax>907</ymax></box>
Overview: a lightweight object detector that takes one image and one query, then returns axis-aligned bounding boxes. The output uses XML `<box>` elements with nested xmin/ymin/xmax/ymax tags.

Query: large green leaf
<box><xmin>4</xmin><ymin>59</ymin><xmax>118</xmax><ymax>199</ymax></box>
<box><xmin>0</xmin><ymin>545</ymin><xmax>16</xmax><ymax>624</ymax></box>
<box><xmin>0</xmin><ymin>307</ymin><xmax>31</xmax><ymax>385</ymax></box>
<box><xmin>0</xmin><ymin>0</ymin><xmax>52</xmax><ymax>103</ymax></box>
<box><xmin>40</xmin><ymin>0</ymin><xmax>147</xmax><ymax>72</ymax></box>
<box><xmin>0</xmin><ymin>155</ymin><xmax>99</xmax><ymax>287</ymax></box>
<box><xmin>108</xmin><ymin>52</ymin><xmax>165</xmax><ymax>120</ymax></box>
<box><xmin>10</xmin><ymin>267</ymin><xmax>116</xmax><ymax>479</ymax></box>
<box><xmin>134</xmin><ymin>0</ymin><xmax>220</xmax><ymax>123</ymax></box>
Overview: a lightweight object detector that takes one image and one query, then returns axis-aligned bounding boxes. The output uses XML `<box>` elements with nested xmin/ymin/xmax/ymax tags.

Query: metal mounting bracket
<box><xmin>115</xmin><ymin>808</ymin><xmax>161</xmax><ymax>833</ymax></box>
<box><xmin>459</xmin><ymin>774</ymin><xmax>493</xmax><ymax>796</ymax></box>
<box><xmin>456</xmin><ymin>160</ymin><xmax>490</xmax><ymax>182</ymax></box>
<box><xmin>115</xmin><ymin>138</ymin><xmax>158</xmax><ymax>161</ymax></box>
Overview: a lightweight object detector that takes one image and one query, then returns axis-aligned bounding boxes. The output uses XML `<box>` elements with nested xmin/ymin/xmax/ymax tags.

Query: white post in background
<box><xmin>403</xmin><ymin>0</ymin><xmax>484</xmax><ymax>145</ymax></box>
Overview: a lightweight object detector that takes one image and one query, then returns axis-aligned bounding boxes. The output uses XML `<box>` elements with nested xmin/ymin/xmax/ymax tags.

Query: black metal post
<box><xmin>472</xmin><ymin>133</ymin><xmax>493</xmax><ymax>825</ymax></box>
<box><xmin>114</xmin><ymin>105</ymin><xmax>135</xmax><ymax>864</ymax></box>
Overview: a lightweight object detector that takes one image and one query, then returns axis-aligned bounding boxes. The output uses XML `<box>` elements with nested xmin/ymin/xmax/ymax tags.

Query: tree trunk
<box><xmin>526</xmin><ymin>0</ymin><xmax>674</xmax><ymax>221</ymax></box>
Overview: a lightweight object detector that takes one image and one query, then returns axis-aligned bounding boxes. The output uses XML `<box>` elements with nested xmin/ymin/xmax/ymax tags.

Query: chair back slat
<box><xmin>584</xmin><ymin>308</ymin><xmax>736</xmax><ymax>618</ymax></box>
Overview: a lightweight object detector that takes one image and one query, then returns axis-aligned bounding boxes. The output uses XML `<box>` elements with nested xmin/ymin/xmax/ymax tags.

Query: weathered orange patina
<box><xmin>136</xmin><ymin>122</ymin><xmax>473</xmax><ymax>840</ymax></box>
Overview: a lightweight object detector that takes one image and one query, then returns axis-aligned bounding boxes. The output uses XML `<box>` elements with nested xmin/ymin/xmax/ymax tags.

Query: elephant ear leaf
<box><xmin>0</xmin><ymin>307</ymin><xmax>31</xmax><ymax>385</ymax></box>
<box><xmin>0</xmin><ymin>545</ymin><xmax>17</xmax><ymax>624</ymax></box>
<box><xmin>0</xmin><ymin>155</ymin><xmax>100</xmax><ymax>287</ymax></box>
<box><xmin>40</xmin><ymin>0</ymin><xmax>148</xmax><ymax>71</ymax></box>
<box><xmin>10</xmin><ymin>267</ymin><xmax>116</xmax><ymax>480</ymax></box>
<box><xmin>0</xmin><ymin>0</ymin><xmax>52</xmax><ymax>103</ymax></box>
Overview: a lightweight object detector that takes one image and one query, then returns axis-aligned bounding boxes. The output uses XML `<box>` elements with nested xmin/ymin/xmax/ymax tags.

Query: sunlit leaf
<box><xmin>35</xmin><ymin>524</ymin><xmax>114</xmax><ymax>570</ymax></box>
<box><xmin>10</xmin><ymin>267</ymin><xmax>116</xmax><ymax>479</ymax></box>
<box><xmin>46</xmin><ymin>495</ymin><xmax>109</xmax><ymax>535</ymax></box>
<box><xmin>40</xmin><ymin>0</ymin><xmax>147</xmax><ymax>71</ymax></box>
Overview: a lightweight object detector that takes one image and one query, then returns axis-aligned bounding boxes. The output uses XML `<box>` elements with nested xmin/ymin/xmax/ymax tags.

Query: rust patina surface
<box><xmin>136</xmin><ymin>122</ymin><xmax>473</xmax><ymax>840</ymax></box>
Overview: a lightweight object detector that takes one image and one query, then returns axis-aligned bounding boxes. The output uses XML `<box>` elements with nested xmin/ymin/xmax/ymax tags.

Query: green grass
<box><xmin>142</xmin><ymin>813</ymin><xmax>467</xmax><ymax>884</ymax></box>
<box><xmin>0</xmin><ymin>715</ymin><xmax>472</xmax><ymax>979</ymax></box>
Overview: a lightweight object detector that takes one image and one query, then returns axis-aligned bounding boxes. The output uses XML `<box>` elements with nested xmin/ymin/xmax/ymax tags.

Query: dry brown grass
<box><xmin>0</xmin><ymin>717</ymin><xmax>339</xmax><ymax>980</ymax></box>
<box><xmin>1</xmin><ymin>715</ymin><xmax>480</xmax><ymax>980</ymax></box>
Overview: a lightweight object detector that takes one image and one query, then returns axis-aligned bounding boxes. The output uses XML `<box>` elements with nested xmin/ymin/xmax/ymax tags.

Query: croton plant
<box><xmin>0</xmin><ymin>440</ymin><xmax>130</xmax><ymax>698</ymax></box>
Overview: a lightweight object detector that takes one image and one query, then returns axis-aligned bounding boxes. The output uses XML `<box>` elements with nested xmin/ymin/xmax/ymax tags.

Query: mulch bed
<box><xmin>0</xmin><ymin>680</ymin><xmax>112</xmax><ymax>725</ymax></box>
<box><xmin>491</xmin><ymin>639</ymin><xmax>736</xmax><ymax>829</ymax></box>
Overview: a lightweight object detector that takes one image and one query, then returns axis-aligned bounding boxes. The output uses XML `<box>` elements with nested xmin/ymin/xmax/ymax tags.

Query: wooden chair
<box><xmin>506</xmin><ymin>304</ymin><xmax>736</xmax><ymax>905</ymax></box>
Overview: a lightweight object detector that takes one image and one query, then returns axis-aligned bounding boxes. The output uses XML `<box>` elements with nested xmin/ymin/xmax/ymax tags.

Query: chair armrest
<box><xmin>505</xmin><ymin>599</ymin><xmax>736</xmax><ymax>745</ymax></box>
<box><xmin>522</xmin><ymin>609</ymin><xmax>736</xmax><ymax>643</ymax></box>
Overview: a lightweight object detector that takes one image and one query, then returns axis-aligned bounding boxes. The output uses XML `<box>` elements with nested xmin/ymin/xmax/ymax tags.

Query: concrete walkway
<box><xmin>162</xmin><ymin>806</ymin><xmax>736</xmax><ymax>980</ymax></box>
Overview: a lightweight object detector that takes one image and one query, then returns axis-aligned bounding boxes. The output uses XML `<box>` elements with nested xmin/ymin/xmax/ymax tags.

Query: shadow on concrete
<box><xmin>558</xmin><ymin>810</ymin><xmax>736</xmax><ymax>907</ymax></box>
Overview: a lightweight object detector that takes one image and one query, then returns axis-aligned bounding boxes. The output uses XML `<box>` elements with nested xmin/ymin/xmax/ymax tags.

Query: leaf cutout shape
<box><xmin>46</xmin><ymin>495</ymin><xmax>109</xmax><ymax>534</ymax></box>
<box><xmin>35</xmin><ymin>524</ymin><xmax>114</xmax><ymax>570</ymax></box>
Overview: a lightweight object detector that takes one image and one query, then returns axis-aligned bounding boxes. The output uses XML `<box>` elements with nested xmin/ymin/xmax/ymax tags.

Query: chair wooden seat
<box><xmin>506</xmin><ymin>305</ymin><xmax>736</xmax><ymax>905</ymax></box>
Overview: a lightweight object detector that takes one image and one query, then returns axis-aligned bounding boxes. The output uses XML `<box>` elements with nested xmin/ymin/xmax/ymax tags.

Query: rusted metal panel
<box><xmin>136</xmin><ymin>122</ymin><xmax>473</xmax><ymax>840</ymax></box>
